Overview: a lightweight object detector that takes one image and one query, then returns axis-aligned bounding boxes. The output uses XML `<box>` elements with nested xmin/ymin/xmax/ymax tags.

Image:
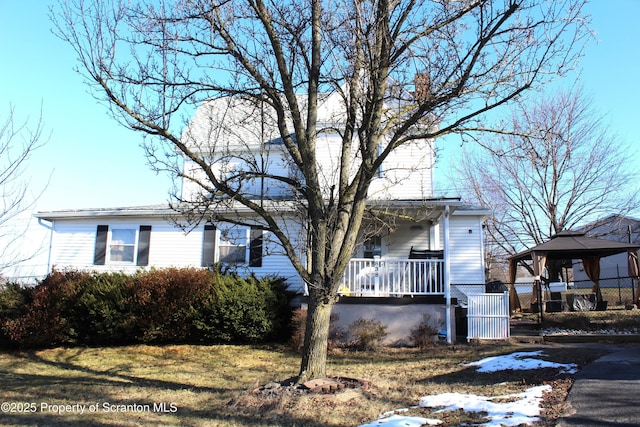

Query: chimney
<box><xmin>414</xmin><ymin>73</ymin><xmax>431</xmax><ymax>102</ymax></box>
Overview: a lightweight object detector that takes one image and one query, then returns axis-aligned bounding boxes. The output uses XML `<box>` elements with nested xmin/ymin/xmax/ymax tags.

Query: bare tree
<box><xmin>455</xmin><ymin>86</ymin><xmax>639</xmax><ymax>280</ymax></box>
<box><xmin>52</xmin><ymin>0</ymin><xmax>589</xmax><ymax>381</ymax></box>
<box><xmin>0</xmin><ymin>106</ymin><xmax>47</xmax><ymax>277</ymax></box>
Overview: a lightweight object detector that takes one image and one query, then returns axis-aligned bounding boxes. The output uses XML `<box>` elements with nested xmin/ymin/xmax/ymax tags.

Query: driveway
<box><xmin>557</xmin><ymin>344</ymin><xmax>640</xmax><ymax>426</ymax></box>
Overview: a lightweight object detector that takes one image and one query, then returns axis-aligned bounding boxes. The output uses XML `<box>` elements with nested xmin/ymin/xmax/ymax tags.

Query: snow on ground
<box><xmin>358</xmin><ymin>414</ymin><xmax>442</xmax><ymax>427</ymax></box>
<box><xmin>463</xmin><ymin>350</ymin><xmax>578</xmax><ymax>374</ymax></box>
<box><xmin>358</xmin><ymin>350</ymin><xmax>576</xmax><ymax>427</ymax></box>
<box><xmin>418</xmin><ymin>385</ymin><xmax>551</xmax><ymax>427</ymax></box>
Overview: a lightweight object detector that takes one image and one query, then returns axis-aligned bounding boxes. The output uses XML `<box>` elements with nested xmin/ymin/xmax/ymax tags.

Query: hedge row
<box><xmin>0</xmin><ymin>268</ymin><xmax>295</xmax><ymax>348</ymax></box>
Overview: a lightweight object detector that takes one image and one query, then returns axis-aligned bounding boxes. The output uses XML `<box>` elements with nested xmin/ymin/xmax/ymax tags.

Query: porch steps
<box><xmin>510</xmin><ymin>318</ymin><xmax>543</xmax><ymax>344</ymax></box>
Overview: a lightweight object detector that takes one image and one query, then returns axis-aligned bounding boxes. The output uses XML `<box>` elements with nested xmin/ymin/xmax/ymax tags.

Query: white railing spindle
<box><xmin>339</xmin><ymin>258</ymin><xmax>444</xmax><ymax>296</ymax></box>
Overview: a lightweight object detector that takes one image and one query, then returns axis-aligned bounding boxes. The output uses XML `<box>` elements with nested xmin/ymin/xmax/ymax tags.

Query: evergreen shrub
<box><xmin>191</xmin><ymin>273</ymin><xmax>293</xmax><ymax>343</ymax></box>
<box><xmin>71</xmin><ymin>272</ymin><xmax>136</xmax><ymax>346</ymax></box>
<box><xmin>0</xmin><ymin>267</ymin><xmax>293</xmax><ymax>348</ymax></box>
<box><xmin>0</xmin><ymin>282</ymin><xmax>31</xmax><ymax>346</ymax></box>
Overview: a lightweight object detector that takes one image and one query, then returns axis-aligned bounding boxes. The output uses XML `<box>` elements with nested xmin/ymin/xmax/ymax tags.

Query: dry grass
<box><xmin>0</xmin><ymin>343</ymin><xmax>608</xmax><ymax>426</ymax></box>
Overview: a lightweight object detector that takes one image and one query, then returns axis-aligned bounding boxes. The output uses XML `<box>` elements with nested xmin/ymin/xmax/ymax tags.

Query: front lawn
<box><xmin>0</xmin><ymin>344</ymin><xmax>606</xmax><ymax>426</ymax></box>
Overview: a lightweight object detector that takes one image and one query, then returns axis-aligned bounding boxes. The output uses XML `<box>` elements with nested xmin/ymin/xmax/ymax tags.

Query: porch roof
<box><xmin>366</xmin><ymin>198</ymin><xmax>490</xmax><ymax>222</ymax></box>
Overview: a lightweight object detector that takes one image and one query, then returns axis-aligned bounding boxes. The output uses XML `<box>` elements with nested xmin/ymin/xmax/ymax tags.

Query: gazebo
<box><xmin>508</xmin><ymin>230</ymin><xmax>640</xmax><ymax>312</ymax></box>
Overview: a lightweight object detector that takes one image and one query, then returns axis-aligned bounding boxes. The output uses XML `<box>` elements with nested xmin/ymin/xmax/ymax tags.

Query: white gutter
<box><xmin>37</xmin><ymin>218</ymin><xmax>54</xmax><ymax>275</ymax></box>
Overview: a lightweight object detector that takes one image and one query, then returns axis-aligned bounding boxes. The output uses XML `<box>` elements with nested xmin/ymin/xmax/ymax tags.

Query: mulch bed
<box><xmin>251</xmin><ymin>376</ymin><xmax>371</xmax><ymax>396</ymax></box>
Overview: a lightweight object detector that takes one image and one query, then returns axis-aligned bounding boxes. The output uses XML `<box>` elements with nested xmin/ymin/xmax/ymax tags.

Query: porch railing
<box><xmin>339</xmin><ymin>257</ymin><xmax>444</xmax><ymax>296</ymax></box>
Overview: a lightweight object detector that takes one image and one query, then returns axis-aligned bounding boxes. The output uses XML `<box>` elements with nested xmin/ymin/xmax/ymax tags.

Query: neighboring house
<box><xmin>35</xmin><ymin>86</ymin><xmax>491</xmax><ymax>342</ymax></box>
<box><xmin>574</xmin><ymin>214</ymin><xmax>640</xmax><ymax>285</ymax></box>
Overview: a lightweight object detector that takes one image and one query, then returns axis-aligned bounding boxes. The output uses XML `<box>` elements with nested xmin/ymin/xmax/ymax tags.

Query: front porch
<box><xmin>339</xmin><ymin>257</ymin><xmax>445</xmax><ymax>297</ymax></box>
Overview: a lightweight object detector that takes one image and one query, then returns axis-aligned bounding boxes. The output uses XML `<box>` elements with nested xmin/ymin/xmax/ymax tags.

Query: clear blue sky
<box><xmin>0</xmin><ymin>1</ymin><xmax>174</xmax><ymax>212</ymax></box>
<box><xmin>432</xmin><ymin>1</ymin><xmax>640</xmax><ymax>195</ymax></box>
<box><xmin>1</xmin><ymin>1</ymin><xmax>639</xmax><ymax>275</ymax></box>
<box><xmin>2</xmin><ymin>0</ymin><xmax>638</xmax><ymax>211</ymax></box>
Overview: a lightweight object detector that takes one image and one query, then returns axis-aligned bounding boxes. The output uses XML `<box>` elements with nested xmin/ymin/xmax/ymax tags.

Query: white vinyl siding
<box><xmin>47</xmin><ymin>217</ymin><xmax>306</xmax><ymax>293</ymax></box>
<box><xmin>367</xmin><ymin>138</ymin><xmax>434</xmax><ymax>200</ymax></box>
<box><xmin>51</xmin><ymin>219</ymin><xmax>199</xmax><ymax>272</ymax></box>
<box><xmin>383</xmin><ymin>222</ymin><xmax>431</xmax><ymax>258</ymax></box>
<box><xmin>355</xmin><ymin>221</ymin><xmax>486</xmax><ymax>292</ymax></box>
<box><xmin>182</xmin><ymin>95</ymin><xmax>435</xmax><ymax>204</ymax></box>
<box><xmin>313</xmin><ymin>133</ymin><xmax>434</xmax><ymax>202</ymax></box>
<box><xmin>51</xmin><ymin>223</ymin><xmax>98</xmax><ymax>267</ymax></box>
<box><xmin>448</xmin><ymin>215</ymin><xmax>485</xmax><ymax>284</ymax></box>
<box><xmin>144</xmin><ymin>222</ymin><xmax>202</xmax><ymax>267</ymax></box>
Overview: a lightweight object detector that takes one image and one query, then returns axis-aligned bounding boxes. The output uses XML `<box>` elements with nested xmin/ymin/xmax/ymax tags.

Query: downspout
<box><xmin>37</xmin><ymin>218</ymin><xmax>54</xmax><ymax>275</ymax></box>
<box><xmin>443</xmin><ymin>205</ymin><xmax>452</xmax><ymax>344</ymax></box>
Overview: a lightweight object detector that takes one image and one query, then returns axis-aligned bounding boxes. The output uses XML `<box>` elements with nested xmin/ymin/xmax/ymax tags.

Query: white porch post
<box><xmin>443</xmin><ymin>205</ymin><xmax>452</xmax><ymax>344</ymax></box>
<box><xmin>373</xmin><ymin>255</ymin><xmax>380</xmax><ymax>295</ymax></box>
<box><xmin>429</xmin><ymin>221</ymin><xmax>440</xmax><ymax>250</ymax></box>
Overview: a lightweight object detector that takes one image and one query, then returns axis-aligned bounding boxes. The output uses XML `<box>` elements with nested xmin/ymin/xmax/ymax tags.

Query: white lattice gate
<box><xmin>467</xmin><ymin>292</ymin><xmax>510</xmax><ymax>340</ymax></box>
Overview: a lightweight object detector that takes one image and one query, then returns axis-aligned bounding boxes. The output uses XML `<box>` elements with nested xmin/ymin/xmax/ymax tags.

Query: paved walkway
<box><xmin>557</xmin><ymin>344</ymin><xmax>640</xmax><ymax>426</ymax></box>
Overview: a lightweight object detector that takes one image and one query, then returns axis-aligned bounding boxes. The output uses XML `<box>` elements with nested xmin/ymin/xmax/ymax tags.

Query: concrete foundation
<box><xmin>331</xmin><ymin>296</ymin><xmax>457</xmax><ymax>345</ymax></box>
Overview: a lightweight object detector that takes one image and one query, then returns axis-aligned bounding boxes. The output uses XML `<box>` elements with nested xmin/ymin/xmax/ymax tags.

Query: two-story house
<box><xmin>35</xmin><ymin>88</ymin><xmax>490</xmax><ymax>343</ymax></box>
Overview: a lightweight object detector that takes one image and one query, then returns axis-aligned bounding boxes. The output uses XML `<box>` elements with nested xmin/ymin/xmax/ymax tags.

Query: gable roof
<box><xmin>578</xmin><ymin>214</ymin><xmax>640</xmax><ymax>244</ymax></box>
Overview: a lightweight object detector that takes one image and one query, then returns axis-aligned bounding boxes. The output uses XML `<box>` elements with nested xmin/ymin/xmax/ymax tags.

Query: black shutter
<box><xmin>249</xmin><ymin>227</ymin><xmax>263</xmax><ymax>267</ymax></box>
<box><xmin>137</xmin><ymin>225</ymin><xmax>152</xmax><ymax>266</ymax></box>
<box><xmin>93</xmin><ymin>225</ymin><xmax>108</xmax><ymax>265</ymax></box>
<box><xmin>202</xmin><ymin>224</ymin><xmax>216</xmax><ymax>267</ymax></box>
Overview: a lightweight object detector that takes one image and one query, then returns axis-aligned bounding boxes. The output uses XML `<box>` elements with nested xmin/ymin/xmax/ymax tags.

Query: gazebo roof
<box><xmin>509</xmin><ymin>230</ymin><xmax>640</xmax><ymax>263</ymax></box>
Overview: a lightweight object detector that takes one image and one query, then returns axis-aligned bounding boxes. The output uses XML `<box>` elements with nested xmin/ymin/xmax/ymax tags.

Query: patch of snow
<box><xmin>463</xmin><ymin>350</ymin><xmax>578</xmax><ymax>374</ymax></box>
<box><xmin>380</xmin><ymin>408</ymin><xmax>409</xmax><ymax>417</ymax></box>
<box><xmin>419</xmin><ymin>385</ymin><xmax>551</xmax><ymax>427</ymax></box>
<box><xmin>358</xmin><ymin>414</ymin><xmax>441</xmax><ymax>426</ymax></box>
<box><xmin>359</xmin><ymin>350</ymin><xmax>579</xmax><ymax>427</ymax></box>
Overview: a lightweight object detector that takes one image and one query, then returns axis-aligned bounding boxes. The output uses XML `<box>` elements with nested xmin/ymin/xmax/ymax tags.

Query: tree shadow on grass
<box><xmin>20</xmin><ymin>350</ymin><xmax>229</xmax><ymax>393</ymax></box>
<box><xmin>422</xmin><ymin>365</ymin><xmax>572</xmax><ymax>389</ymax></box>
<box><xmin>0</xmin><ymin>349</ymin><xmax>342</xmax><ymax>427</ymax></box>
<box><xmin>415</xmin><ymin>345</ymin><xmax>612</xmax><ymax>391</ymax></box>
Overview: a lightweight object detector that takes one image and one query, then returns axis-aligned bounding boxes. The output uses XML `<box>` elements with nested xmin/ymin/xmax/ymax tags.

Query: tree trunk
<box><xmin>298</xmin><ymin>291</ymin><xmax>334</xmax><ymax>382</ymax></box>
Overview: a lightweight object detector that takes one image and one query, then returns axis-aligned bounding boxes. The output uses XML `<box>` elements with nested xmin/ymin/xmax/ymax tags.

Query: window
<box><xmin>203</xmin><ymin>224</ymin><xmax>263</xmax><ymax>267</ymax></box>
<box><xmin>218</xmin><ymin>227</ymin><xmax>248</xmax><ymax>264</ymax></box>
<box><xmin>93</xmin><ymin>225</ymin><xmax>152</xmax><ymax>266</ymax></box>
<box><xmin>110</xmin><ymin>229</ymin><xmax>136</xmax><ymax>262</ymax></box>
<box><xmin>363</xmin><ymin>236</ymin><xmax>382</xmax><ymax>258</ymax></box>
